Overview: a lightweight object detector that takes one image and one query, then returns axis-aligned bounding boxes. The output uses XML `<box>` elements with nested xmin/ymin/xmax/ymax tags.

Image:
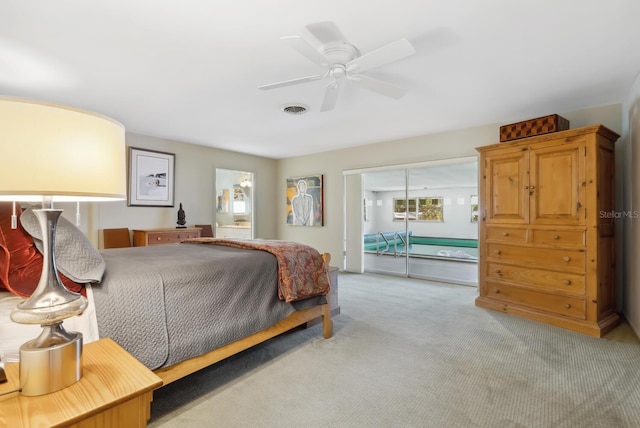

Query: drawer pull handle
<box><xmin>553</xmin><ymin>235</ymin><xmax>560</xmax><ymax>240</ymax></box>
<box><xmin>563</xmin><ymin>279</ymin><xmax>572</xmax><ymax>285</ymax></box>
<box><xmin>564</xmin><ymin>304</ymin><xmax>571</xmax><ymax>309</ymax></box>
<box><xmin>495</xmin><ymin>250</ymin><xmax>502</xmax><ymax>255</ymax></box>
<box><xmin>495</xmin><ymin>289</ymin><xmax>501</xmax><ymax>294</ymax></box>
<box><xmin>495</xmin><ymin>269</ymin><xmax>502</xmax><ymax>275</ymax></box>
<box><xmin>563</xmin><ymin>256</ymin><xmax>571</xmax><ymax>262</ymax></box>
<box><xmin>502</xmin><ymin>232</ymin><xmax>509</xmax><ymax>237</ymax></box>
<box><xmin>157</xmin><ymin>237</ymin><xmax>161</xmax><ymax>241</ymax></box>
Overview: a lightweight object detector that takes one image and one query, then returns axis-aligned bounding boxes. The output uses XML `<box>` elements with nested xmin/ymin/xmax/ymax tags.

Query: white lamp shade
<box><xmin>0</xmin><ymin>96</ymin><xmax>126</xmax><ymax>201</ymax></box>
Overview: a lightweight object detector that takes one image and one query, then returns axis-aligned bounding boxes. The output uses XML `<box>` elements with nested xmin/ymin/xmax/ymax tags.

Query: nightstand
<box><xmin>0</xmin><ymin>338</ymin><xmax>162</xmax><ymax>427</ymax></box>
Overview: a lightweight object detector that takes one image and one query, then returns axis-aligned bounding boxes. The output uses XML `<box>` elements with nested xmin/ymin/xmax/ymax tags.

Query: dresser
<box><xmin>133</xmin><ymin>227</ymin><xmax>201</xmax><ymax>246</ymax></box>
<box><xmin>476</xmin><ymin>125</ymin><xmax>619</xmax><ymax>337</ymax></box>
<box><xmin>0</xmin><ymin>338</ymin><xmax>162</xmax><ymax>427</ymax></box>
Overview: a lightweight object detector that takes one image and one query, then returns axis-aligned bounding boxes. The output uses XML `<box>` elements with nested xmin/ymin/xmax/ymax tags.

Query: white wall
<box><xmin>277</xmin><ymin>126</ymin><xmax>492</xmax><ymax>267</ymax></box>
<box><xmin>89</xmin><ymin>132</ymin><xmax>278</xmax><ymax>247</ymax></box>
<box><xmin>622</xmin><ymin>72</ymin><xmax>640</xmax><ymax>336</ymax></box>
<box><xmin>277</xmin><ymin>104</ymin><xmax>622</xmax><ymax>272</ymax></box>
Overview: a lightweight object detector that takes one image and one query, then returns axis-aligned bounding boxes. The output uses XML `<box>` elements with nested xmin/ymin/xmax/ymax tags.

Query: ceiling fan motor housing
<box><xmin>321</xmin><ymin>42</ymin><xmax>360</xmax><ymax>66</ymax></box>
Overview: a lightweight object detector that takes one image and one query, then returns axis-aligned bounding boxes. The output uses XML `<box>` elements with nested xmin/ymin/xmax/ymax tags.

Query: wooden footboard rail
<box><xmin>154</xmin><ymin>253</ymin><xmax>334</xmax><ymax>386</ymax></box>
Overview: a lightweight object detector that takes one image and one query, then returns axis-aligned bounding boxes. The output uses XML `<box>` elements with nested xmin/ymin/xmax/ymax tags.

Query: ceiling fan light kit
<box><xmin>259</xmin><ymin>21</ymin><xmax>416</xmax><ymax>112</ymax></box>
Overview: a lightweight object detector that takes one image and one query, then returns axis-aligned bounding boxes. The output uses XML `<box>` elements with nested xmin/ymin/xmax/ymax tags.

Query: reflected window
<box><xmin>233</xmin><ymin>188</ymin><xmax>246</xmax><ymax>213</ymax></box>
<box><xmin>393</xmin><ymin>197</ymin><xmax>443</xmax><ymax>221</ymax></box>
<box><xmin>470</xmin><ymin>195</ymin><xmax>479</xmax><ymax>222</ymax></box>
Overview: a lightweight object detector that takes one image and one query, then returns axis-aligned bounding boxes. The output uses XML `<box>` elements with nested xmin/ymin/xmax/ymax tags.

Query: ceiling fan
<box><xmin>258</xmin><ymin>21</ymin><xmax>416</xmax><ymax>112</ymax></box>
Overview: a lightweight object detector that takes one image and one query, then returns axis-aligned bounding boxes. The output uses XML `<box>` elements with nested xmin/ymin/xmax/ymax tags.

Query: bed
<box><xmin>0</xmin><ymin>203</ymin><xmax>333</xmax><ymax>386</ymax></box>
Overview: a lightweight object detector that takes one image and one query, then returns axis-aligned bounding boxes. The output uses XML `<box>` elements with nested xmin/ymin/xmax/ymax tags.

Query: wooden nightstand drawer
<box><xmin>486</xmin><ymin>281</ymin><xmax>586</xmax><ymax>320</ymax></box>
<box><xmin>485</xmin><ymin>227</ymin><xmax>527</xmax><ymax>243</ymax></box>
<box><xmin>487</xmin><ymin>243</ymin><xmax>585</xmax><ymax>272</ymax></box>
<box><xmin>531</xmin><ymin>229</ymin><xmax>585</xmax><ymax>247</ymax></box>
<box><xmin>133</xmin><ymin>228</ymin><xmax>201</xmax><ymax>246</ymax></box>
<box><xmin>487</xmin><ymin>262</ymin><xmax>585</xmax><ymax>295</ymax></box>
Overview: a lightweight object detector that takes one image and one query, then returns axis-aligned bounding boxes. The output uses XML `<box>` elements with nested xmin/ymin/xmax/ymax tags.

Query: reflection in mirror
<box><xmin>470</xmin><ymin>195</ymin><xmax>479</xmax><ymax>222</ymax></box>
<box><xmin>215</xmin><ymin>168</ymin><xmax>253</xmax><ymax>239</ymax></box>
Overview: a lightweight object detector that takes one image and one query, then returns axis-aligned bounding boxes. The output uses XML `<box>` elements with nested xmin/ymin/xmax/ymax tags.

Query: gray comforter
<box><xmin>92</xmin><ymin>243</ymin><xmax>297</xmax><ymax>370</ymax></box>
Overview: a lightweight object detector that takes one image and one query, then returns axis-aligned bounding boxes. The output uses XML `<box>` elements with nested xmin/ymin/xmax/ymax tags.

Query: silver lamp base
<box><xmin>19</xmin><ymin>324</ymin><xmax>83</xmax><ymax>396</ymax></box>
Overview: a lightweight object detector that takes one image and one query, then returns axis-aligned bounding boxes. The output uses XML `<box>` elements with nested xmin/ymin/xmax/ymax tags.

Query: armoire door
<box><xmin>529</xmin><ymin>141</ymin><xmax>585</xmax><ymax>225</ymax></box>
<box><xmin>483</xmin><ymin>148</ymin><xmax>529</xmax><ymax>224</ymax></box>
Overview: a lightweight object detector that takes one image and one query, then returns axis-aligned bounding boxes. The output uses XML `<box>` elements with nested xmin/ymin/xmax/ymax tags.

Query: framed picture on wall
<box><xmin>286</xmin><ymin>174</ymin><xmax>323</xmax><ymax>226</ymax></box>
<box><xmin>128</xmin><ymin>147</ymin><xmax>175</xmax><ymax>207</ymax></box>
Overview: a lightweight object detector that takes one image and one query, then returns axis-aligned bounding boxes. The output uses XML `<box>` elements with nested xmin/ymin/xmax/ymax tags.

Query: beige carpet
<box><xmin>149</xmin><ymin>273</ymin><xmax>640</xmax><ymax>428</ymax></box>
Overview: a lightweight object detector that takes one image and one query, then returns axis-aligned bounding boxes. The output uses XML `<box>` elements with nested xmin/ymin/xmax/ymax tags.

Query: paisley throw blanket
<box><xmin>184</xmin><ymin>238</ymin><xmax>330</xmax><ymax>302</ymax></box>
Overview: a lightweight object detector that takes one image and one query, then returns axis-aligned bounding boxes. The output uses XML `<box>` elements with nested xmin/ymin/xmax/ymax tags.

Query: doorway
<box><xmin>348</xmin><ymin>157</ymin><xmax>479</xmax><ymax>286</ymax></box>
<box><xmin>215</xmin><ymin>168</ymin><xmax>253</xmax><ymax>239</ymax></box>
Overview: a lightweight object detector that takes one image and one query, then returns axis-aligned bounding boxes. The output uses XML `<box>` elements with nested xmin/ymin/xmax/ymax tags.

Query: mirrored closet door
<box><xmin>355</xmin><ymin>157</ymin><xmax>479</xmax><ymax>286</ymax></box>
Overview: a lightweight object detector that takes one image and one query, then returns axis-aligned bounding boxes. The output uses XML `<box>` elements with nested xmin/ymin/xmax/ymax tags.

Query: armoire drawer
<box><xmin>486</xmin><ymin>262</ymin><xmax>585</xmax><ymax>295</ymax></box>
<box><xmin>485</xmin><ymin>227</ymin><xmax>527</xmax><ymax>243</ymax></box>
<box><xmin>487</xmin><ymin>243</ymin><xmax>585</xmax><ymax>271</ymax></box>
<box><xmin>486</xmin><ymin>281</ymin><xmax>586</xmax><ymax>320</ymax></box>
<box><xmin>531</xmin><ymin>229</ymin><xmax>585</xmax><ymax>247</ymax></box>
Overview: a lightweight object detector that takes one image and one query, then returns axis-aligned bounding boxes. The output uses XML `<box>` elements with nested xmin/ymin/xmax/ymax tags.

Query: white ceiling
<box><xmin>1</xmin><ymin>1</ymin><xmax>639</xmax><ymax>160</ymax></box>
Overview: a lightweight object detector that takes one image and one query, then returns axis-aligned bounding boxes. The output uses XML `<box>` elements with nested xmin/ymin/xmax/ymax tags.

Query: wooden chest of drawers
<box><xmin>133</xmin><ymin>228</ymin><xmax>201</xmax><ymax>246</ymax></box>
<box><xmin>476</xmin><ymin>125</ymin><xmax>620</xmax><ymax>337</ymax></box>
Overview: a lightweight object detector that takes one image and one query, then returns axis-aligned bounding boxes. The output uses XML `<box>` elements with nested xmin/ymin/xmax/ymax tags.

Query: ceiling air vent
<box><xmin>282</xmin><ymin>104</ymin><xmax>308</xmax><ymax>115</ymax></box>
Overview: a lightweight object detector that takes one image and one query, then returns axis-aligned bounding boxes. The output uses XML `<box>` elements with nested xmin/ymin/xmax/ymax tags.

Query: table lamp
<box><xmin>0</xmin><ymin>96</ymin><xmax>126</xmax><ymax>396</ymax></box>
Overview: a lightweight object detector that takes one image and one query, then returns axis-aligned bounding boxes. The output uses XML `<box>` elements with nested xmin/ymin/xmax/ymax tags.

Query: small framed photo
<box><xmin>128</xmin><ymin>147</ymin><xmax>175</xmax><ymax>207</ymax></box>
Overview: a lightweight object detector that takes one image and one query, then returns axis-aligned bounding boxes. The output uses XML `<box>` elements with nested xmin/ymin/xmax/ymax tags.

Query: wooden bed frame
<box><xmin>153</xmin><ymin>253</ymin><xmax>334</xmax><ymax>386</ymax></box>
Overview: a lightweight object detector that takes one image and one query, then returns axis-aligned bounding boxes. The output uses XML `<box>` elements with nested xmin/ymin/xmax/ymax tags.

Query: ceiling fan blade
<box><xmin>349</xmin><ymin>74</ymin><xmax>407</xmax><ymax>99</ymax></box>
<box><xmin>306</xmin><ymin>21</ymin><xmax>347</xmax><ymax>45</ymax></box>
<box><xmin>320</xmin><ymin>81</ymin><xmax>340</xmax><ymax>112</ymax></box>
<box><xmin>258</xmin><ymin>73</ymin><xmax>326</xmax><ymax>90</ymax></box>
<box><xmin>346</xmin><ymin>38</ymin><xmax>416</xmax><ymax>74</ymax></box>
<box><xmin>282</xmin><ymin>36</ymin><xmax>331</xmax><ymax>68</ymax></box>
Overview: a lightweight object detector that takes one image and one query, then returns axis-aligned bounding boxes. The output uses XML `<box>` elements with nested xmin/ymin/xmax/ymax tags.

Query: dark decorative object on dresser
<box><xmin>176</xmin><ymin>202</ymin><xmax>186</xmax><ymax>228</ymax></box>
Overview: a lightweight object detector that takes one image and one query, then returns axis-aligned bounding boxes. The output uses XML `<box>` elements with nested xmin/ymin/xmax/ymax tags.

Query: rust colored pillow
<box><xmin>0</xmin><ymin>202</ymin><xmax>85</xmax><ymax>298</ymax></box>
<box><xmin>0</xmin><ymin>202</ymin><xmax>23</xmax><ymax>292</ymax></box>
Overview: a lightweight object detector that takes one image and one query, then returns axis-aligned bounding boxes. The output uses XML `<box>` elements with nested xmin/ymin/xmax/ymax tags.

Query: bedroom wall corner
<box><xmin>622</xmin><ymin>71</ymin><xmax>640</xmax><ymax>338</ymax></box>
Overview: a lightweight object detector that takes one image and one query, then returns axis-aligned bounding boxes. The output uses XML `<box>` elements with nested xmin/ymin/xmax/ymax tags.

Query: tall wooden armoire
<box><xmin>475</xmin><ymin>125</ymin><xmax>619</xmax><ymax>337</ymax></box>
